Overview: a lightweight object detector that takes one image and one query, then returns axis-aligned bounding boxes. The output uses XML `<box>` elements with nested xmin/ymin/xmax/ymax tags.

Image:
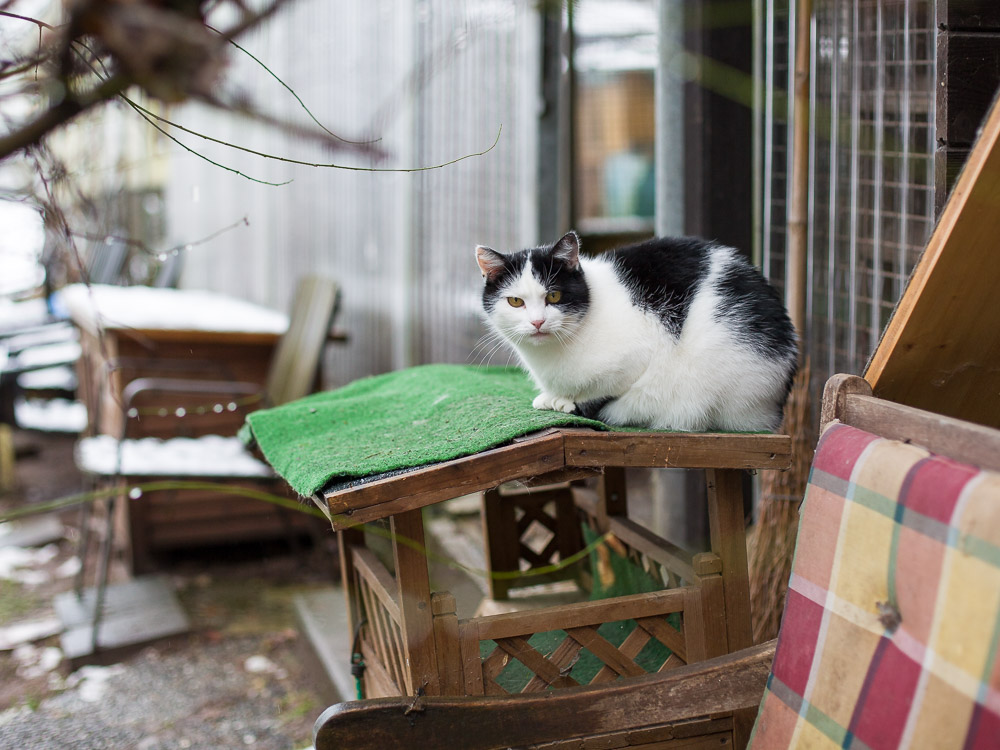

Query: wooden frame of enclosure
<box><xmin>313</xmin><ymin>429</ymin><xmax>790</xmax><ymax>700</ymax></box>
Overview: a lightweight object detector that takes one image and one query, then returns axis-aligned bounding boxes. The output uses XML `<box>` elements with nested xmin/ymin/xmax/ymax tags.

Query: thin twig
<box><xmin>126</xmin><ymin>94</ymin><xmax>502</xmax><ymax>174</ymax></box>
<box><xmin>72</xmin><ymin>216</ymin><xmax>250</xmax><ymax>258</ymax></box>
<box><xmin>121</xmin><ymin>96</ymin><xmax>293</xmax><ymax>186</ymax></box>
<box><xmin>208</xmin><ymin>24</ymin><xmax>381</xmax><ymax>147</ymax></box>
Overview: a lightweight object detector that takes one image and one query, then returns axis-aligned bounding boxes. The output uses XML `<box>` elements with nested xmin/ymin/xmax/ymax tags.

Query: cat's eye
<box><xmin>545</xmin><ymin>290</ymin><xmax>562</xmax><ymax>304</ymax></box>
<box><xmin>507</xmin><ymin>296</ymin><xmax>525</xmax><ymax>308</ymax></box>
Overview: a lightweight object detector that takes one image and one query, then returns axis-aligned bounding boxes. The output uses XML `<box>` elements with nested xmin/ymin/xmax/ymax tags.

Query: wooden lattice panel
<box><xmin>472</xmin><ymin>591</ymin><xmax>689</xmax><ymax>695</ymax></box>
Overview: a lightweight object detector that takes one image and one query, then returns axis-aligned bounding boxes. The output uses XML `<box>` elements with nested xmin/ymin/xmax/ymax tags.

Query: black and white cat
<box><xmin>475</xmin><ymin>231</ymin><xmax>797</xmax><ymax>432</ymax></box>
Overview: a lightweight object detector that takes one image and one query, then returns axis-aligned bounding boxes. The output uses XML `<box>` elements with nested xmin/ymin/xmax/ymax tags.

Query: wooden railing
<box><xmin>351</xmin><ymin>546</ymin><xmax>408</xmax><ymax>697</ymax></box>
<box><xmin>458</xmin><ymin>588</ymin><xmax>692</xmax><ymax>695</ymax></box>
<box><xmin>349</xmin><ymin>518</ymin><xmax>728</xmax><ymax>699</ymax></box>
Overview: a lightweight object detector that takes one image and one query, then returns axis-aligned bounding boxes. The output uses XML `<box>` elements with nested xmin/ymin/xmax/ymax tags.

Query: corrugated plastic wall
<box><xmin>164</xmin><ymin>0</ymin><xmax>538</xmax><ymax>386</ymax></box>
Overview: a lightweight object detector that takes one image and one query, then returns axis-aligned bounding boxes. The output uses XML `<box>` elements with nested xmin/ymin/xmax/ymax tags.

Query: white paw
<box><xmin>533</xmin><ymin>392</ymin><xmax>577</xmax><ymax>414</ymax></box>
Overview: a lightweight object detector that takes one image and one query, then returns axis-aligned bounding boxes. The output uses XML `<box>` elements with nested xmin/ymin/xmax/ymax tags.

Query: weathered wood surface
<box><xmin>313</xmin><ymin>640</ymin><xmax>775</xmax><ymax>750</ymax></box>
<box><xmin>468</xmin><ymin>588</ymin><xmax>687</xmax><ymax>643</ymax></box>
<box><xmin>390</xmin><ymin>509</ymin><xmax>440</xmax><ymax>696</ymax></box>
<box><xmin>323</xmin><ymin>429</ymin><xmax>791</xmax><ymax>527</ymax></box>
<box><xmin>867</xmin><ymin>94</ymin><xmax>1000</xmax><ymax>429</ymax></box>
<box><xmin>826</xmin><ymin>374</ymin><xmax>1000</xmax><ymax>472</ymax></box>
<box><xmin>325</xmin><ymin>432</ymin><xmax>566</xmax><ymax>528</ymax></box>
<box><xmin>562</xmin><ymin>430</ymin><xmax>791</xmax><ymax>470</ymax></box>
<box><xmin>706</xmin><ymin>469</ymin><xmax>753</xmax><ymax>654</ymax></box>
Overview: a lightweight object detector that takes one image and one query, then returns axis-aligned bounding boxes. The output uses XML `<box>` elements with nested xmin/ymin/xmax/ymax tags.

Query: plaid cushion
<box><xmin>750</xmin><ymin>421</ymin><xmax>1000</xmax><ymax>749</ymax></box>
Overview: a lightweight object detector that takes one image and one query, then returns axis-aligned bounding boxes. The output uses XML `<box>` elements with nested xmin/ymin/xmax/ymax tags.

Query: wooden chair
<box><xmin>60</xmin><ymin>276</ymin><xmax>341</xmax><ymax>663</ymax></box>
<box><xmin>311</xmin><ymin>374</ymin><xmax>1000</xmax><ymax>749</ymax></box>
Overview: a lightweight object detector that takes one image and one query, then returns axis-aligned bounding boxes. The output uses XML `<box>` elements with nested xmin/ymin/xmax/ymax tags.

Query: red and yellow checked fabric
<box><xmin>750</xmin><ymin>422</ymin><xmax>1000</xmax><ymax>749</ymax></box>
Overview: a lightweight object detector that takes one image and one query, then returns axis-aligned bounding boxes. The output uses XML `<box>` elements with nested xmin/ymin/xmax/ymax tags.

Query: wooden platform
<box><xmin>54</xmin><ymin>575</ymin><xmax>190</xmax><ymax>667</ymax></box>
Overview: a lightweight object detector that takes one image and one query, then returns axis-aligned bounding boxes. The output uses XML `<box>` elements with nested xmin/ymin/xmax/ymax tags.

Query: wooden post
<box><xmin>481</xmin><ymin>488</ymin><xmax>518</xmax><ymax>600</ymax></box>
<box><xmin>597</xmin><ymin>467</ymin><xmax>628</xmax><ymax>526</ymax></box>
<box><xmin>431</xmin><ymin>592</ymin><xmax>463</xmax><ymax>695</ymax></box>
<box><xmin>706</xmin><ymin>469</ymin><xmax>753</xmax><ymax>653</ymax></box>
<box><xmin>685</xmin><ymin>552</ymin><xmax>728</xmax><ymax>661</ymax></box>
<box><xmin>390</xmin><ymin>509</ymin><xmax>440</xmax><ymax>696</ymax></box>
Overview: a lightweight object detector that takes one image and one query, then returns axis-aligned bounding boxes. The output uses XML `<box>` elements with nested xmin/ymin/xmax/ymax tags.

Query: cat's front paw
<box><xmin>533</xmin><ymin>392</ymin><xmax>577</xmax><ymax>414</ymax></box>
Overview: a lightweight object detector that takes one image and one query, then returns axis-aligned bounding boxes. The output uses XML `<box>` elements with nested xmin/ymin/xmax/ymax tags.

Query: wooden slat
<box><xmin>351</xmin><ymin>547</ymin><xmax>401</xmax><ymax>624</ymax></box>
<box><xmin>588</xmin><ymin>623</ymin><xmax>653</xmax><ymax>685</ymax></box>
<box><xmin>635</xmin><ymin>616</ymin><xmax>687</xmax><ymax>664</ymax></box>
<box><xmin>606</xmin><ymin>516</ymin><xmax>697</xmax><ymax>584</ymax></box>
<box><xmin>564</xmin><ymin>625</ymin><xmax>646</xmax><ymax>679</ymax></box>
<box><xmin>359</xmin><ymin>642</ymin><xmax>402</xmax><ymax>698</ymax></box>
<box><xmin>359</xmin><ymin>581</ymin><xmax>401</xmax><ymax>690</ymax></box>
<box><xmin>522</xmin><ymin>635</ymin><xmax>584</xmax><ymax>693</ymax></box>
<box><xmin>562</xmin><ymin>430</ymin><xmax>791</xmax><ymax>471</ymax></box>
<box><xmin>471</xmin><ymin>588</ymin><xmax>687</xmax><ymax>642</ymax></box>
<box><xmin>866</xmin><ymin>95</ymin><xmax>1000</xmax><ymax>429</ymax></box>
<box><xmin>495</xmin><ymin>635</ymin><xmax>579</xmax><ymax>689</ymax></box>
<box><xmin>313</xmin><ymin>640</ymin><xmax>776</xmax><ymax>750</ymax></box>
<box><xmin>325</xmin><ymin>432</ymin><xmax>566</xmax><ymax>527</ymax></box>
<box><xmin>481</xmin><ymin>646</ymin><xmax>513</xmax><ymax>694</ymax></box>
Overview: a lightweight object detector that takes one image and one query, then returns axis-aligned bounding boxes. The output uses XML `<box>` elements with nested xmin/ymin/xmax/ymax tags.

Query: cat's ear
<box><xmin>476</xmin><ymin>245</ymin><xmax>506</xmax><ymax>282</ymax></box>
<box><xmin>552</xmin><ymin>231</ymin><xmax>580</xmax><ymax>269</ymax></box>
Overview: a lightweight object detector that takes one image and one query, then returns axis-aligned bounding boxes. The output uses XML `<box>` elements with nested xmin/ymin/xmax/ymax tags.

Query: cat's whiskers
<box><xmin>469</xmin><ymin>331</ymin><xmax>503</xmax><ymax>360</ymax></box>
<box><xmin>470</xmin><ymin>330</ymin><xmax>514</xmax><ymax>368</ymax></box>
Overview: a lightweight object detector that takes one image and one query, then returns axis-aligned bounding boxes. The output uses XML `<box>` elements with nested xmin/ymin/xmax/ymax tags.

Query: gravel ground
<box><xmin>0</xmin><ymin>429</ymin><xmax>339</xmax><ymax>750</ymax></box>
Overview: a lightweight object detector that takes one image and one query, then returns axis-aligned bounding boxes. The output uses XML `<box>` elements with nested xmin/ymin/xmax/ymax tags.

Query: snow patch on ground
<box><xmin>0</xmin><ymin>544</ymin><xmax>59</xmax><ymax>583</ymax></box>
<box><xmin>64</xmin><ymin>663</ymin><xmax>128</xmax><ymax>703</ymax></box>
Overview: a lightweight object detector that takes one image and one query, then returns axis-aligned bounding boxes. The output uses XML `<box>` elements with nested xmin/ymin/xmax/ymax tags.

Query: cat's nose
<box><xmin>530</xmin><ymin>320</ymin><xmax>544</xmax><ymax>331</ymax></box>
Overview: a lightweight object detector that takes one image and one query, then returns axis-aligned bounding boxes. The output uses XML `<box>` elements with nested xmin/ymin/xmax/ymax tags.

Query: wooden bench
<box><xmin>312</xmin><ymin>374</ymin><xmax>1000</xmax><ymax>749</ymax></box>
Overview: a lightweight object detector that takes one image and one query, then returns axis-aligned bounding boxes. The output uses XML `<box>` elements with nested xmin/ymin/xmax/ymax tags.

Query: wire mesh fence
<box><xmin>762</xmin><ymin>0</ymin><xmax>938</xmax><ymax>412</ymax></box>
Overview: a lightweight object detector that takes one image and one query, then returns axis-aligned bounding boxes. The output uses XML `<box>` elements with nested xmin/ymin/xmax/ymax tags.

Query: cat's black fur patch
<box><xmin>529</xmin><ymin>247</ymin><xmax>590</xmax><ymax>315</ymax></box>
<box><xmin>715</xmin><ymin>260</ymin><xmax>798</xmax><ymax>363</ymax></box>
<box><xmin>481</xmin><ymin>243</ymin><xmax>591</xmax><ymax>316</ymax></box>
<box><xmin>607</xmin><ymin>236</ymin><xmax>711</xmax><ymax>335</ymax></box>
<box><xmin>573</xmin><ymin>396</ymin><xmax>612</xmax><ymax>420</ymax></box>
<box><xmin>480</xmin><ymin>249</ymin><xmax>529</xmax><ymax>313</ymax></box>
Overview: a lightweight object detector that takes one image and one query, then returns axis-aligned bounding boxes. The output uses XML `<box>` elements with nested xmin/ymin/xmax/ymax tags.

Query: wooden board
<box><xmin>313</xmin><ymin>640</ymin><xmax>775</xmax><ymax>750</ymax></box>
<box><xmin>866</xmin><ymin>93</ymin><xmax>1000</xmax><ymax>428</ymax></box>
<box><xmin>322</xmin><ymin>429</ymin><xmax>791</xmax><ymax>528</ymax></box>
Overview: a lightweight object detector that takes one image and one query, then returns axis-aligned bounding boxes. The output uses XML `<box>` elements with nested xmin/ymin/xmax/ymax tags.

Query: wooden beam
<box><xmin>324</xmin><ymin>432</ymin><xmax>565</xmax><ymax>528</ymax></box>
<box><xmin>563</xmin><ymin>431</ymin><xmax>791</xmax><ymax>471</ymax></box>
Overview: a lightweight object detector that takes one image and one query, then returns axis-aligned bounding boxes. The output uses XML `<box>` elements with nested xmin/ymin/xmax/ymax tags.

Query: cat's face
<box><xmin>476</xmin><ymin>232</ymin><xmax>589</xmax><ymax>347</ymax></box>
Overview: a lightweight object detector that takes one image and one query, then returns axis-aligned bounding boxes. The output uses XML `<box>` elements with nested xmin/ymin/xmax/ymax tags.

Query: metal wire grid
<box><xmin>762</xmin><ymin>0</ymin><xmax>937</xmax><ymax>409</ymax></box>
